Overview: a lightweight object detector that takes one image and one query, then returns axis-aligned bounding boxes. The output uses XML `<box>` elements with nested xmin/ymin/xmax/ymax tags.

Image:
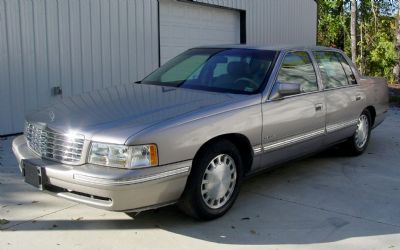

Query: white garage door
<box><xmin>159</xmin><ymin>0</ymin><xmax>241</xmax><ymax>64</ymax></box>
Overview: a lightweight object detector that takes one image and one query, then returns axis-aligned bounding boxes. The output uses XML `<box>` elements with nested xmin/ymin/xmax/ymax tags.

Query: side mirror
<box><xmin>270</xmin><ymin>82</ymin><xmax>302</xmax><ymax>100</ymax></box>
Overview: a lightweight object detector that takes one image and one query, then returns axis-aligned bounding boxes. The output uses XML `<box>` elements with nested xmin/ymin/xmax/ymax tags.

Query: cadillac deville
<box><xmin>12</xmin><ymin>46</ymin><xmax>389</xmax><ymax>220</ymax></box>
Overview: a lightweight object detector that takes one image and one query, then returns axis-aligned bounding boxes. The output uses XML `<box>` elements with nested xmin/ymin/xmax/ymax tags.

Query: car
<box><xmin>12</xmin><ymin>45</ymin><xmax>389</xmax><ymax>220</ymax></box>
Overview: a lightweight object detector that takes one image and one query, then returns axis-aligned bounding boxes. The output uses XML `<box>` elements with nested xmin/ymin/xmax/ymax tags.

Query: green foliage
<box><xmin>317</xmin><ymin>0</ymin><xmax>348</xmax><ymax>49</ymax></box>
<box><xmin>317</xmin><ymin>0</ymin><xmax>399</xmax><ymax>82</ymax></box>
<box><xmin>369</xmin><ymin>32</ymin><xmax>396</xmax><ymax>81</ymax></box>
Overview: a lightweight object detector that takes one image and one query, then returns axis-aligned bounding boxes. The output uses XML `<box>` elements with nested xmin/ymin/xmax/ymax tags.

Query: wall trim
<box><xmin>178</xmin><ymin>0</ymin><xmax>245</xmax><ymax>11</ymax></box>
<box><xmin>240</xmin><ymin>11</ymin><xmax>246</xmax><ymax>44</ymax></box>
<box><xmin>157</xmin><ymin>0</ymin><xmax>161</xmax><ymax>67</ymax></box>
<box><xmin>0</xmin><ymin>132</ymin><xmax>23</xmax><ymax>138</ymax></box>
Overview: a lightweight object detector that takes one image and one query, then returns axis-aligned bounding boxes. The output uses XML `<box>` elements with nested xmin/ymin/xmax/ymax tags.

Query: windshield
<box><xmin>141</xmin><ymin>48</ymin><xmax>277</xmax><ymax>94</ymax></box>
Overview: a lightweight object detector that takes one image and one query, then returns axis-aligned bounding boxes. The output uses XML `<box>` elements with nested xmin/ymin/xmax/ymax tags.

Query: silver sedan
<box><xmin>13</xmin><ymin>45</ymin><xmax>389</xmax><ymax>220</ymax></box>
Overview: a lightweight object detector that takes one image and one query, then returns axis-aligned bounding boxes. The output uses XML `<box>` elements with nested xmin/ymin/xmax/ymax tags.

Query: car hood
<box><xmin>26</xmin><ymin>84</ymin><xmax>244</xmax><ymax>144</ymax></box>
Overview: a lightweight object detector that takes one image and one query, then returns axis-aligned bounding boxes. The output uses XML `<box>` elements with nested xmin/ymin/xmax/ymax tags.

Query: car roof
<box><xmin>194</xmin><ymin>44</ymin><xmax>342</xmax><ymax>53</ymax></box>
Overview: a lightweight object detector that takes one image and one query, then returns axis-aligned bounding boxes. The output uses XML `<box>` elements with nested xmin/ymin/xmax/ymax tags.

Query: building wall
<box><xmin>195</xmin><ymin>0</ymin><xmax>317</xmax><ymax>46</ymax></box>
<box><xmin>0</xmin><ymin>0</ymin><xmax>317</xmax><ymax>135</ymax></box>
<box><xmin>0</xmin><ymin>0</ymin><xmax>159</xmax><ymax>135</ymax></box>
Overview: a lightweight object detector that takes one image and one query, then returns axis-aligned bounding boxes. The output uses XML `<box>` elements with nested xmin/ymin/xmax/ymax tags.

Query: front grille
<box><xmin>25</xmin><ymin>122</ymin><xmax>85</xmax><ymax>165</ymax></box>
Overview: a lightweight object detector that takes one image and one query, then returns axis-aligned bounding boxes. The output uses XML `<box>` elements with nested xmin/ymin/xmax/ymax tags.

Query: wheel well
<box><xmin>366</xmin><ymin>106</ymin><xmax>376</xmax><ymax>126</ymax></box>
<box><xmin>194</xmin><ymin>134</ymin><xmax>254</xmax><ymax>175</ymax></box>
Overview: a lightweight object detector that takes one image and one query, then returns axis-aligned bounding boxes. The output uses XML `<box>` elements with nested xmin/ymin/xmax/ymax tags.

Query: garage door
<box><xmin>159</xmin><ymin>0</ymin><xmax>241</xmax><ymax>64</ymax></box>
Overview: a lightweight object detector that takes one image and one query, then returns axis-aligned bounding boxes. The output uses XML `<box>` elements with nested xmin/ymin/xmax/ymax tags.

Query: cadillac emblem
<box><xmin>49</xmin><ymin>111</ymin><xmax>55</xmax><ymax>122</ymax></box>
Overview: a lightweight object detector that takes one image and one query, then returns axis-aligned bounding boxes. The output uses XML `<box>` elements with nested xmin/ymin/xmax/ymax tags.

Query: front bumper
<box><xmin>12</xmin><ymin>135</ymin><xmax>191</xmax><ymax>212</ymax></box>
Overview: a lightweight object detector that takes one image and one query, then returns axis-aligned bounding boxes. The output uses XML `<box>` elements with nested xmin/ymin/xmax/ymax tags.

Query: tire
<box><xmin>179</xmin><ymin>140</ymin><xmax>243</xmax><ymax>220</ymax></box>
<box><xmin>344</xmin><ymin>109</ymin><xmax>372</xmax><ymax>156</ymax></box>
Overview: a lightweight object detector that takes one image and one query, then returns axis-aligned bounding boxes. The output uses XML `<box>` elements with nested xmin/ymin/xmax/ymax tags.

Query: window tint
<box><xmin>277</xmin><ymin>51</ymin><xmax>318</xmax><ymax>93</ymax></box>
<box><xmin>336</xmin><ymin>53</ymin><xmax>357</xmax><ymax>85</ymax></box>
<box><xmin>213</xmin><ymin>56</ymin><xmax>241</xmax><ymax>78</ymax></box>
<box><xmin>161</xmin><ymin>55</ymin><xmax>209</xmax><ymax>82</ymax></box>
<box><xmin>313</xmin><ymin>51</ymin><xmax>351</xmax><ymax>89</ymax></box>
<box><xmin>142</xmin><ymin>48</ymin><xmax>277</xmax><ymax>95</ymax></box>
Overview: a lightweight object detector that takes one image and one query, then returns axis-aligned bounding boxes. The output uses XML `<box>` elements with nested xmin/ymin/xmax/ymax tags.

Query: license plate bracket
<box><xmin>23</xmin><ymin>161</ymin><xmax>46</xmax><ymax>190</ymax></box>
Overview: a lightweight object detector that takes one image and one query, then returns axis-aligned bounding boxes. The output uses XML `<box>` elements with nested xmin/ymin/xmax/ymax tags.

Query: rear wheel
<box><xmin>179</xmin><ymin>140</ymin><xmax>243</xmax><ymax>220</ymax></box>
<box><xmin>344</xmin><ymin>110</ymin><xmax>372</xmax><ymax>156</ymax></box>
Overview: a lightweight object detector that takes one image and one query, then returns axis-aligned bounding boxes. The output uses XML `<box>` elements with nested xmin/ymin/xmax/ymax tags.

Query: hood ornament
<box><xmin>49</xmin><ymin>111</ymin><xmax>55</xmax><ymax>122</ymax></box>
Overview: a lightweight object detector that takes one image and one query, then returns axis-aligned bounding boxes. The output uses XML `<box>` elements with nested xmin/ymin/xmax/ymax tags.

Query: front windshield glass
<box><xmin>141</xmin><ymin>48</ymin><xmax>277</xmax><ymax>94</ymax></box>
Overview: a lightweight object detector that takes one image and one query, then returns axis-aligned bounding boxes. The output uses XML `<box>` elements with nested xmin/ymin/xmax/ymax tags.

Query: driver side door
<box><xmin>259</xmin><ymin>50</ymin><xmax>326</xmax><ymax>169</ymax></box>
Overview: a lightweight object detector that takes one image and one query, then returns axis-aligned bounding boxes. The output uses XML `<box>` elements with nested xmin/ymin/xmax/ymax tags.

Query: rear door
<box><xmin>312</xmin><ymin>51</ymin><xmax>365</xmax><ymax>145</ymax></box>
<box><xmin>259</xmin><ymin>50</ymin><xmax>326</xmax><ymax>169</ymax></box>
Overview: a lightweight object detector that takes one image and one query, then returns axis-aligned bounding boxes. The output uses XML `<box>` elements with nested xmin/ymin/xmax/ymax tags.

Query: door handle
<box><xmin>355</xmin><ymin>95</ymin><xmax>362</xmax><ymax>101</ymax></box>
<box><xmin>315</xmin><ymin>104</ymin><xmax>323</xmax><ymax>112</ymax></box>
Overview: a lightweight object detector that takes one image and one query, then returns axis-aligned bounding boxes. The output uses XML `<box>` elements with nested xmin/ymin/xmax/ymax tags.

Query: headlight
<box><xmin>88</xmin><ymin>142</ymin><xmax>158</xmax><ymax>169</ymax></box>
<box><xmin>130</xmin><ymin>145</ymin><xmax>158</xmax><ymax>168</ymax></box>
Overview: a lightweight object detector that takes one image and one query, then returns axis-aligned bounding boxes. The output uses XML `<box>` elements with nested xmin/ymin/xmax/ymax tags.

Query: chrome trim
<box><xmin>73</xmin><ymin>166</ymin><xmax>190</xmax><ymax>186</ymax></box>
<box><xmin>25</xmin><ymin>122</ymin><xmax>87</xmax><ymax>165</ymax></box>
<box><xmin>266</xmin><ymin>90</ymin><xmax>322</xmax><ymax>102</ymax></box>
<box><xmin>263</xmin><ymin>128</ymin><xmax>325</xmax><ymax>152</ymax></box>
<box><xmin>326</xmin><ymin>119</ymin><xmax>358</xmax><ymax>133</ymax></box>
<box><xmin>322</xmin><ymin>85</ymin><xmax>358</xmax><ymax>92</ymax></box>
<box><xmin>252</xmin><ymin>145</ymin><xmax>263</xmax><ymax>155</ymax></box>
<box><xmin>57</xmin><ymin>192</ymin><xmax>113</xmax><ymax>207</ymax></box>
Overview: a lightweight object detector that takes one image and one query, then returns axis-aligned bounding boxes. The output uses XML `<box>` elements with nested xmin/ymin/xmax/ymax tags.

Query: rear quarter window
<box><xmin>336</xmin><ymin>53</ymin><xmax>357</xmax><ymax>85</ymax></box>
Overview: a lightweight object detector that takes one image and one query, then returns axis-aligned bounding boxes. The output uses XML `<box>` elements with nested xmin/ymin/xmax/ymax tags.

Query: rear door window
<box><xmin>313</xmin><ymin>51</ymin><xmax>351</xmax><ymax>89</ymax></box>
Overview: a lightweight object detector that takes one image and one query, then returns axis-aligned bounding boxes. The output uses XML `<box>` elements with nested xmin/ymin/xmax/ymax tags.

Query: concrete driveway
<box><xmin>1</xmin><ymin>108</ymin><xmax>400</xmax><ymax>250</ymax></box>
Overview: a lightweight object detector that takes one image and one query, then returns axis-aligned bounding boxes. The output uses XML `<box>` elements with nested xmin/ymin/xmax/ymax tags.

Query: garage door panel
<box><xmin>160</xmin><ymin>0</ymin><xmax>241</xmax><ymax>64</ymax></box>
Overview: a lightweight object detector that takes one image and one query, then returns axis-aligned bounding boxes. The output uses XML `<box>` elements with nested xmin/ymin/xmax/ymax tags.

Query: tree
<box><xmin>318</xmin><ymin>0</ymin><xmax>398</xmax><ymax>83</ymax></box>
<box><xmin>317</xmin><ymin>0</ymin><xmax>347</xmax><ymax>49</ymax></box>
<box><xmin>351</xmin><ymin>0</ymin><xmax>357</xmax><ymax>63</ymax></box>
<box><xmin>395</xmin><ymin>0</ymin><xmax>400</xmax><ymax>83</ymax></box>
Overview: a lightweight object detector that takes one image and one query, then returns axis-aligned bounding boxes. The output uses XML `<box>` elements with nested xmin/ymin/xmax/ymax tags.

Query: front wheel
<box><xmin>344</xmin><ymin>110</ymin><xmax>372</xmax><ymax>156</ymax></box>
<box><xmin>179</xmin><ymin>140</ymin><xmax>243</xmax><ymax>220</ymax></box>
